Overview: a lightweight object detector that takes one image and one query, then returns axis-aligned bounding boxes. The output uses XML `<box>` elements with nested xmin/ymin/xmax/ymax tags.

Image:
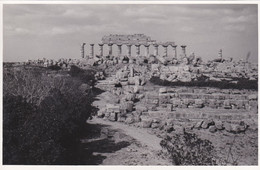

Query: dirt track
<box><xmin>83</xmin><ymin>117</ymin><xmax>171</xmax><ymax>165</ymax></box>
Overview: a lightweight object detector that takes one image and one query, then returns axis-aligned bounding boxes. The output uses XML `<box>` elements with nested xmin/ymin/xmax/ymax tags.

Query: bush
<box><xmin>160</xmin><ymin>132</ymin><xmax>217</xmax><ymax>165</ymax></box>
<box><xmin>3</xmin><ymin>66</ymin><xmax>96</xmax><ymax>164</ymax></box>
<box><xmin>69</xmin><ymin>65</ymin><xmax>96</xmax><ymax>87</ymax></box>
<box><xmin>47</xmin><ymin>65</ymin><xmax>62</xmax><ymax>70</ymax></box>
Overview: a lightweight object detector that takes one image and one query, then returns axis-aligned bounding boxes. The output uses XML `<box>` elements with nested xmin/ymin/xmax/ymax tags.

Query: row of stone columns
<box><xmin>86</xmin><ymin>43</ymin><xmax>186</xmax><ymax>59</ymax></box>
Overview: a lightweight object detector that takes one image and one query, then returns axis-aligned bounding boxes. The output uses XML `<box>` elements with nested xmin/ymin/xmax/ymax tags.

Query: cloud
<box><xmin>224</xmin><ymin>25</ymin><xmax>246</xmax><ymax>32</ymax></box>
<box><xmin>3</xmin><ymin>4</ymin><xmax>258</xmax><ymax>63</ymax></box>
<box><xmin>180</xmin><ymin>26</ymin><xmax>194</xmax><ymax>32</ymax></box>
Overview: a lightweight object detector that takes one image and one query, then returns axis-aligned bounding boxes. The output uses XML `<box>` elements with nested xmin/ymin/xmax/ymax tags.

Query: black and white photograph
<box><xmin>1</xmin><ymin>1</ymin><xmax>259</xmax><ymax>166</ymax></box>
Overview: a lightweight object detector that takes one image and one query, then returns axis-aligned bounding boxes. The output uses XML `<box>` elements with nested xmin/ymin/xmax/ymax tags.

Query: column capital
<box><xmin>108</xmin><ymin>43</ymin><xmax>113</xmax><ymax>46</ymax></box>
<box><xmin>117</xmin><ymin>43</ymin><xmax>122</xmax><ymax>46</ymax></box>
<box><xmin>135</xmin><ymin>44</ymin><xmax>141</xmax><ymax>47</ymax></box>
<box><xmin>144</xmin><ymin>44</ymin><xmax>150</xmax><ymax>47</ymax></box>
<box><xmin>171</xmin><ymin>45</ymin><xmax>177</xmax><ymax>48</ymax></box>
<box><xmin>162</xmin><ymin>45</ymin><xmax>169</xmax><ymax>48</ymax></box>
<box><xmin>98</xmin><ymin>43</ymin><xmax>104</xmax><ymax>46</ymax></box>
<box><xmin>153</xmin><ymin>44</ymin><xmax>159</xmax><ymax>47</ymax></box>
<box><xmin>181</xmin><ymin>45</ymin><xmax>187</xmax><ymax>48</ymax></box>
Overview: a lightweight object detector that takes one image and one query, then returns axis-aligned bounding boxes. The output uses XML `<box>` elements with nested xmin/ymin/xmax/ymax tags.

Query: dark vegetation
<box><xmin>160</xmin><ymin>132</ymin><xmax>217</xmax><ymax>165</ymax></box>
<box><xmin>3</xmin><ymin>65</ymin><xmax>97</xmax><ymax>164</ymax></box>
<box><xmin>150</xmin><ymin>76</ymin><xmax>258</xmax><ymax>90</ymax></box>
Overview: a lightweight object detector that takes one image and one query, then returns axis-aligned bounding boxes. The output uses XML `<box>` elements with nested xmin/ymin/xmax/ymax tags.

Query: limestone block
<box><xmin>167</xmin><ymin>104</ymin><xmax>173</xmax><ymax>111</ymax></box>
<box><xmin>140</xmin><ymin>116</ymin><xmax>152</xmax><ymax>128</ymax></box>
<box><xmin>208</xmin><ymin>99</ymin><xmax>217</xmax><ymax>108</ymax></box>
<box><xmin>97</xmin><ymin>111</ymin><xmax>105</xmax><ymax>118</ymax></box>
<box><xmin>125</xmin><ymin>93</ymin><xmax>136</xmax><ymax>101</ymax></box>
<box><xmin>194</xmin><ymin>120</ymin><xmax>204</xmax><ymax>129</ymax></box>
<box><xmin>117</xmin><ymin>116</ymin><xmax>126</xmax><ymax>122</ymax></box>
<box><xmin>159</xmin><ymin>87</ymin><xmax>167</xmax><ymax>93</ymax></box>
<box><xmin>209</xmin><ymin>125</ymin><xmax>217</xmax><ymax>133</ymax></box>
<box><xmin>148</xmin><ymin>111</ymin><xmax>161</xmax><ymax>117</ymax></box>
<box><xmin>223</xmin><ymin>123</ymin><xmax>234</xmax><ymax>133</ymax></box>
<box><xmin>125</xmin><ymin>116</ymin><xmax>135</xmax><ymax>124</ymax></box>
<box><xmin>172</xmin><ymin>99</ymin><xmax>181</xmax><ymax>107</ymax></box>
<box><xmin>194</xmin><ymin>99</ymin><xmax>204</xmax><ymax>108</ymax></box>
<box><xmin>134</xmin><ymin>76</ymin><xmax>140</xmax><ymax>86</ymax></box>
<box><xmin>151</xmin><ymin>123</ymin><xmax>160</xmax><ymax>129</ymax></box>
<box><xmin>215</xmin><ymin>120</ymin><xmax>224</xmax><ymax>130</ymax></box>
<box><xmin>135</xmin><ymin>105</ymin><xmax>148</xmax><ymax>114</ymax></box>
<box><xmin>223</xmin><ymin>100</ymin><xmax>231</xmax><ymax>109</ymax></box>
<box><xmin>137</xmin><ymin>94</ymin><xmax>145</xmax><ymax>100</ymax></box>
<box><xmin>201</xmin><ymin>119</ymin><xmax>215</xmax><ymax>129</ymax></box>
<box><xmin>248</xmin><ymin>94</ymin><xmax>257</xmax><ymax>100</ymax></box>
<box><xmin>108</xmin><ymin>112</ymin><xmax>117</xmax><ymax>121</ymax></box>
<box><xmin>236</xmin><ymin>100</ymin><xmax>245</xmax><ymax>109</ymax></box>
<box><xmin>106</xmin><ymin>104</ymin><xmax>120</xmax><ymax>113</ymax></box>
<box><xmin>133</xmin><ymin>115</ymin><xmax>141</xmax><ymax>122</ymax></box>
<box><xmin>128</xmin><ymin>77</ymin><xmax>136</xmax><ymax>85</ymax></box>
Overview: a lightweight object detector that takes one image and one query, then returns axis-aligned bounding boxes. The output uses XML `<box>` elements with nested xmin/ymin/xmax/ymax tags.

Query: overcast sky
<box><xmin>3</xmin><ymin>4</ymin><xmax>258</xmax><ymax>62</ymax></box>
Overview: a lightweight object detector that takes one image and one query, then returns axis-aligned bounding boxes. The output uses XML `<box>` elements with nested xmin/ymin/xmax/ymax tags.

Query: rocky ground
<box><xmin>88</xmin><ymin>77</ymin><xmax>258</xmax><ymax>165</ymax></box>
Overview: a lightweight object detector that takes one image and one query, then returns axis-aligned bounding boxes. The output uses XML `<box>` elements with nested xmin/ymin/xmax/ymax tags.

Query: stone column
<box><xmin>163</xmin><ymin>45</ymin><xmax>168</xmax><ymax>57</ymax></box>
<box><xmin>144</xmin><ymin>44</ymin><xmax>150</xmax><ymax>57</ymax></box>
<box><xmin>117</xmin><ymin>44</ymin><xmax>122</xmax><ymax>56</ymax></box>
<box><xmin>108</xmin><ymin>43</ymin><xmax>113</xmax><ymax>56</ymax></box>
<box><xmin>218</xmin><ymin>49</ymin><xmax>222</xmax><ymax>59</ymax></box>
<box><xmin>135</xmin><ymin>44</ymin><xmax>141</xmax><ymax>57</ymax></box>
<box><xmin>81</xmin><ymin>43</ymin><xmax>86</xmax><ymax>58</ymax></box>
<box><xmin>181</xmin><ymin>45</ymin><xmax>187</xmax><ymax>57</ymax></box>
<box><xmin>153</xmin><ymin>44</ymin><xmax>159</xmax><ymax>56</ymax></box>
<box><xmin>90</xmin><ymin>44</ymin><xmax>94</xmax><ymax>58</ymax></box>
<box><xmin>127</xmin><ymin>44</ymin><xmax>132</xmax><ymax>57</ymax></box>
<box><xmin>98</xmin><ymin>43</ymin><xmax>104</xmax><ymax>57</ymax></box>
<box><xmin>172</xmin><ymin>45</ymin><xmax>177</xmax><ymax>59</ymax></box>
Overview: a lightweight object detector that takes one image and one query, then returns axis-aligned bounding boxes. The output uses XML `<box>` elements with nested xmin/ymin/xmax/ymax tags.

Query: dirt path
<box><xmin>82</xmin><ymin>117</ymin><xmax>171</xmax><ymax>165</ymax></box>
<box><xmin>89</xmin><ymin>117</ymin><xmax>162</xmax><ymax>151</ymax></box>
<box><xmin>84</xmin><ymin>82</ymin><xmax>171</xmax><ymax>165</ymax></box>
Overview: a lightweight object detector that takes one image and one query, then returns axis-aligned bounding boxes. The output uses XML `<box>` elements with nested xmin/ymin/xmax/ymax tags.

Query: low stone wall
<box><xmin>148</xmin><ymin>87</ymin><xmax>258</xmax><ymax>111</ymax></box>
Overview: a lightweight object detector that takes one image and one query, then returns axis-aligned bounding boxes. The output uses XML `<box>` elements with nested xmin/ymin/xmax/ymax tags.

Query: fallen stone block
<box><xmin>117</xmin><ymin>116</ymin><xmax>126</xmax><ymax>122</ymax></box>
<box><xmin>171</xmin><ymin>99</ymin><xmax>181</xmax><ymax>107</ymax></box>
<box><xmin>159</xmin><ymin>87</ymin><xmax>167</xmax><ymax>94</ymax></box>
<box><xmin>141</xmin><ymin>120</ymin><xmax>152</xmax><ymax>128</ymax></box>
<box><xmin>201</xmin><ymin>119</ymin><xmax>215</xmax><ymax>129</ymax></box>
<box><xmin>125</xmin><ymin>116</ymin><xmax>135</xmax><ymax>124</ymax></box>
<box><xmin>133</xmin><ymin>115</ymin><xmax>141</xmax><ymax>122</ymax></box>
<box><xmin>106</xmin><ymin>104</ymin><xmax>120</xmax><ymax>113</ymax></box>
<box><xmin>151</xmin><ymin>122</ymin><xmax>160</xmax><ymax>129</ymax></box>
<box><xmin>167</xmin><ymin>104</ymin><xmax>173</xmax><ymax>111</ymax></box>
<box><xmin>194</xmin><ymin>120</ymin><xmax>204</xmax><ymax>129</ymax></box>
<box><xmin>125</xmin><ymin>93</ymin><xmax>136</xmax><ymax>101</ymax></box>
<box><xmin>209</xmin><ymin>125</ymin><xmax>217</xmax><ymax>133</ymax></box>
<box><xmin>215</xmin><ymin>120</ymin><xmax>224</xmax><ymax>130</ymax></box>
<box><xmin>248</xmin><ymin>94</ymin><xmax>257</xmax><ymax>100</ymax></box>
<box><xmin>135</xmin><ymin>105</ymin><xmax>148</xmax><ymax>114</ymax></box>
<box><xmin>108</xmin><ymin>112</ymin><xmax>117</xmax><ymax>121</ymax></box>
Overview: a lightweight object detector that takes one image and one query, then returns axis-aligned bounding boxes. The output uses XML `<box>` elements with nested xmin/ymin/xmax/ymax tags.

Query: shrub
<box><xmin>3</xmin><ymin>66</ymin><xmax>96</xmax><ymax>164</ymax></box>
<box><xmin>47</xmin><ymin>65</ymin><xmax>62</xmax><ymax>70</ymax></box>
<box><xmin>160</xmin><ymin>132</ymin><xmax>217</xmax><ymax>165</ymax></box>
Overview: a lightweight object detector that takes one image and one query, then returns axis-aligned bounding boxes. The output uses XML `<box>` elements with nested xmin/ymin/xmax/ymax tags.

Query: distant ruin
<box><xmin>82</xmin><ymin>34</ymin><xmax>178</xmax><ymax>59</ymax></box>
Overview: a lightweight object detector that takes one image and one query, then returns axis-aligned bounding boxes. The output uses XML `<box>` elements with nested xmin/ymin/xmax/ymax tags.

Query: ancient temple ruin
<box><xmin>81</xmin><ymin>34</ymin><xmax>180</xmax><ymax>59</ymax></box>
